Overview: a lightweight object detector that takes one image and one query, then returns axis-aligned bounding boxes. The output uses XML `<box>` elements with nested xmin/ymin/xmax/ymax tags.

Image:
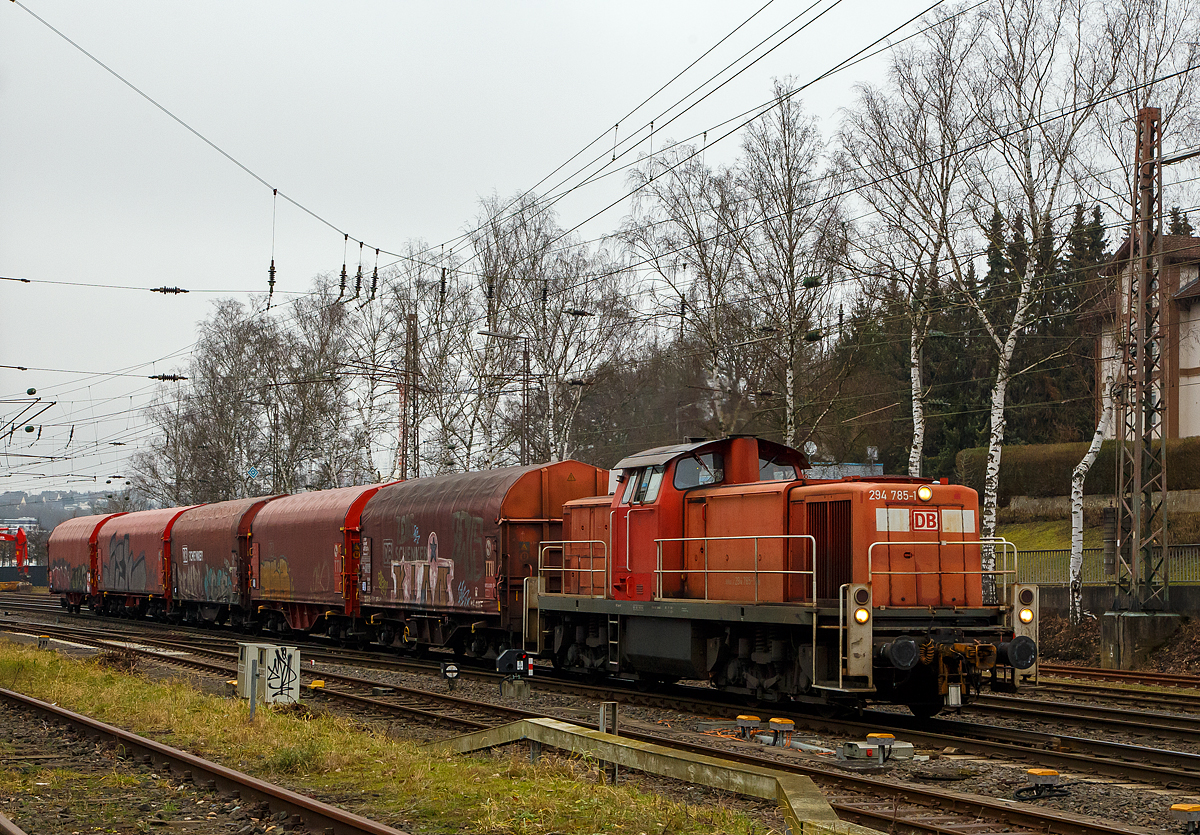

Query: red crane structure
<box><xmin>0</xmin><ymin>526</ymin><xmax>29</xmax><ymax>577</ymax></box>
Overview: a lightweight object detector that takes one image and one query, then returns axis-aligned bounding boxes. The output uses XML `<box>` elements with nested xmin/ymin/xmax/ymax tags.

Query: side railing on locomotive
<box><xmin>538</xmin><ymin>540</ymin><xmax>609</xmax><ymax>596</ymax></box>
<box><xmin>652</xmin><ymin>534</ymin><xmax>818</xmax><ymax>602</ymax></box>
<box><xmin>653</xmin><ymin>535</ymin><xmax>1019</xmax><ymax>605</ymax></box>
<box><xmin>538</xmin><ymin>534</ymin><xmax>820</xmax><ymax>602</ymax></box>
<box><xmin>538</xmin><ymin>534</ymin><xmax>1022</xmax><ymax>607</ymax></box>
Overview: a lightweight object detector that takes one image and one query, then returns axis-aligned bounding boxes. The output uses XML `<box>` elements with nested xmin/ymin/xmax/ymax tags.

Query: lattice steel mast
<box><xmin>1113</xmin><ymin>106</ymin><xmax>1169</xmax><ymax>611</ymax></box>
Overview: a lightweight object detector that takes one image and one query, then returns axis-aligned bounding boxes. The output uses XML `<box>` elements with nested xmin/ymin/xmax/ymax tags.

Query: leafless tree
<box><xmin>133</xmin><ymin>287</ymin><xmax>370</xmax><ymax>502</ymax></box>
<box><xmin>740</xmin><ymin>79</ymin><xmax>848</xmax><ymax>449</ymax></box>
<box><xmin>1086</xmin><ymin>0</ymin><xmax>1200</xmax><ymax>214</ymax></box>
<box><xmin>625</xmin><ymin>145</ymin><xmax>760</xmax><ymax>436</ymax></box>
<box><xmin>965</xmin><ymin>0</ymin><xmax>1117</xmax><ymax>563</ymax></box>
<box><xmin>341</xmin><ymin>266</ymin><xmax>404</xmax><ymax>482</ymax></box>
<box><xmin>512</xmin><ymin>240</ymin><xmax>640</xmax><ymax>461</ymax></box>
<box><xmin>841</xmin><ymin>10</ymin><xmax>982</xmax><ymax>475</ymax></box>
<box><xmin>409</xmin><ymin>251</ymin><xmax>483</xmax><ymax>474</ymax></box>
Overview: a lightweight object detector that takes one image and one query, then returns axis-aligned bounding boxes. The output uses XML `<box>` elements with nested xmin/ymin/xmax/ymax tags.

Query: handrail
<box><xmin>537</xmin><ymin>540</ymin><xmax>608</xmax><ymax>598</ymax></box>
<box><xmin>607</xmin><ymin>510</ymin><xmax>615</xmax><ymax>592</ymax></box>
<box><xmin>838</xmin><ymin>583</ymin><xmax>847</xmax><ymax>690</ymax></box>
<box><xmin>866</xmin><ymin>537</ymin><xmax>1018</xmax><ymax>606</ymax></box>
<box><xmin>652</xmin><ymin>534</ymin><xmax>817</xmax><ymax>604</ymax></box>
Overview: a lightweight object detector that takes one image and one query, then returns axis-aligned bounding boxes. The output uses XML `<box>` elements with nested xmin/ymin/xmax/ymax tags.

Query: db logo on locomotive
<box><xmin>911</xmin><ymin>509</ymin><xmax>939</xmax><ymax>531</ymax></box>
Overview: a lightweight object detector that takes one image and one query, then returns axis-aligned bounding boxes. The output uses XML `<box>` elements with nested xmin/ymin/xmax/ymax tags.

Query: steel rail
<box><xmin>0</xmin><ymin>687</ymin><xmax>409</xmax><ymax>835</ymax></box>
<box><xmin>0</xmin><ymin>812</ymin><xmax>28</xmax><ymax>835</ymax></box>
<box><xmin>609</xmin><ymin>731</ymin><xmax>1162</xmax><ymax>835</ymax></box>
<box><xmin>11</xmin><ymin>618</ymin><xmax>1200</xmax><ymax>789</ymax></box>
<box><xmin>0</xmin><ymin>618</ymin><xmax>1163</xmax><ymax>835</ymax></box>
<box><xmin>1035</xmin><ymin>680</ymin><xmax>1200</xmax><ymax>711</ymax></box>
<box><xmin>968</xmin><ymin>693</ymin><xmax>1200</xmax><ymax>741</ymax></box>
<box><xmin>0</xmin><ymin>623</ymin><xmax>521</xmax><ymax>731</ymax></box>
<box><xmin>1040</xmin><ymin>664</ymin><xmax>1200</xmax><ymax>689</ymax></box>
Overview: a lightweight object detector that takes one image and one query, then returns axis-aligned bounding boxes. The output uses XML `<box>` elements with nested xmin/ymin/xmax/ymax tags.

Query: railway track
<box><xmin>1035</xmin><ymin>679</ymin><xmax>1200</xmax><ymax>711</ymax></box>
<box><xmin>0</xmin><ymin>616</ymin><xmax>1176</xmax><ymax>835</ymax></box>
<box><xmin>8</xmin><ymin>614</ymin><xmax>1200</xmax><ymax>789</ymax></box>
<box><xmin>0</xmin><ymin>686</ymin><xmax>408</xmax><ymax>835</ymax></box>
<box><xmin>967</xmin><ymin>692</ymin><xmax>1200</xmax><ymax>742</ymax></box>
<box><xmin>0</xmin><ymin>619</ymin><xmax>530</xmax><ymax>731</ymax></box>
<box><xmin>1040</xmin><ymin>663</ymin><xmax>1200</xmax><ymax>690</ymax></box>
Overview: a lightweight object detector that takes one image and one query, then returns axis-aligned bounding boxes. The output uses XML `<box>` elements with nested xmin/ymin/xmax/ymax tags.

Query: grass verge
<box><xmin>0</xmin><ymin>640</ymin><xmax>772</xmax><ymax>834</ymax></box>
<box><xmin>995</xmin><ymin>520</ymin><xmax>1099</xmax><ymax>551</ymax></box>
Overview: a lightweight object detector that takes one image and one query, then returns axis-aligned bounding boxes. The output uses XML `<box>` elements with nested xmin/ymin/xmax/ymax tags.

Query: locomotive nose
<box><xmin>877</xmin><ymin>637</ymin><xmax>920</xmax><ymax>671</ymax></box>
<box><xmin>998</xmin><ymin>635</ymin><xmax>1038</xmax><ymax>669</ymax></box>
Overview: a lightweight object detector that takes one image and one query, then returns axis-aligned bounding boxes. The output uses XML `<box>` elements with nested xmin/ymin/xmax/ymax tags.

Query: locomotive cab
<box><xmin>607</xmin><ymin>436</ymin><xmax>804</xmax><ymax>602</ymax></box>
<box><xmin>529</xmin><ymin>435</ymin><xmax>1038</xmax><ymax>716</ymax></box>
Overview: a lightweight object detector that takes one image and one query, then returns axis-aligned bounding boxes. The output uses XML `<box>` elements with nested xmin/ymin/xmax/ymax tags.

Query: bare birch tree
<box><xmin>1087</xmin><ymin>0</ymin><xmax>1200</xmax><ymax>213</ymax></box>
<box><xmin>841</xmin><ymin>10</ymin><xmax>981</xmax><ymax>475</ymax></box>
<box><xmin>625</xmin><ymin>146</ymin><xmax>756</xmax><ymax>435</ymax></box>
<box><xmin>1070</xmin><ymin>375</ymin><xmax>1114</xmax><ymax>622</ymax></box>
<box><xmin>740</xmin><ymin>80</ymin><xmax>846</xmax><ymax>448</ymax></box>
<box><xmin>964</xmin><ymin>0</ymin><xmax>1117</xmax><ymax>566</ymax></box>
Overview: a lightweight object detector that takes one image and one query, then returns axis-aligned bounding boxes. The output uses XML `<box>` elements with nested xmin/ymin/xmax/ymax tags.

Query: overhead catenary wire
<box><xmin>7</xmin><ymin>8</ymin><xmax>1190</xmax><ymax>489</ymax></box>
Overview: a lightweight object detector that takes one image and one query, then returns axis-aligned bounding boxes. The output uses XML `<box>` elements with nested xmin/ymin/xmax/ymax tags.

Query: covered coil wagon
<box><xmin>357</xmin><ymin>460</ymin><xmax>607</xmax><ymax>655</ymax></box>
<box><xmin>249</xmin><ymin>483</ymin><xmax>390</xmax><ymax>634</ymax></box>
<box><xmin>170</xmin><ymin>495</ymin><xmax>280</xmax><ymax>625</ymax></box>
<box><xmin>48</xmin><ymin>512</ymin><xmax>126</xmax><ymax>612</ymax></box>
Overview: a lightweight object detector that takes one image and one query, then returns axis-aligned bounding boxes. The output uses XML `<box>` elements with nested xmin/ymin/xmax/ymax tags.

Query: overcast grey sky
<box><xmin>0</xmin><ymin>0</ymin><xmax>936</xmax><ymax>494</ymax></box>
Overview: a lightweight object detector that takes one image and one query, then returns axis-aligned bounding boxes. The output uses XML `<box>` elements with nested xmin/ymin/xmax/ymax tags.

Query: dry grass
<box><xmin>0</xmin><ymin>641</ymin><xmax>774</xmax><ymax>834</ymax></box>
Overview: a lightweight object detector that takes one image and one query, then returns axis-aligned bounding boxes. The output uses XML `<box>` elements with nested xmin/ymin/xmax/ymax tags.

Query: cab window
<box><xmin>621</xmin><ymin>469</ymin><xmax>641</xmax><ymax>504</ymax></box>
<box><xmin>622</xmin><ymin>465</ymin><xmax>665</xmax><ymax>505</ymax></box>
<box><xmin>634</xmin><ymin>465</ymin><xmax>665</xmax><ymax>503</ymax></box>
<box><xmin>673</xmin><ymin>452</ymin><xmax>724</xmax><ymax>490</ymax></box>
<box><xmin>759</xmin><ymin>455</ymin><xmax>797</xmax><ymax>481</ymax></box>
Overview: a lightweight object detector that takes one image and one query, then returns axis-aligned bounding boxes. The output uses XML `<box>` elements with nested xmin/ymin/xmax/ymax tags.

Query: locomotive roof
<box><xmin>612</xmin><ymin>440</ymin><xmax>719</xmax><ymax>470</ymax></box>
<box><xmin>612</xmin><ymin>437</ymin><xmax>808</xmax><ymax>472</ymax></box>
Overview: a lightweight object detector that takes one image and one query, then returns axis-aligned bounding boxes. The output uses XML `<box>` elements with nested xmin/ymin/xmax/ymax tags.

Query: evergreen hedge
<box><xmin>955</xmin><ymin>436</ymin><xmax>1200</xmax><ymax>500</ymax></box>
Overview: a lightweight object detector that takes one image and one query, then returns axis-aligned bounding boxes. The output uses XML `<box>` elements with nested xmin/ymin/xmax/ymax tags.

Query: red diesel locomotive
<box><xmin>48</xmin><ymin>435</ymin><xmax>1037</xmax><ymax>715</ymax></box>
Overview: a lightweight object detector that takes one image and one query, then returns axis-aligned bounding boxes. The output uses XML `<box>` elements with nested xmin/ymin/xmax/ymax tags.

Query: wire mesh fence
<box><xmin>1018</xmin><ymin>545</ymin><xmax>1200</xmax><ymax>585</ymax></box>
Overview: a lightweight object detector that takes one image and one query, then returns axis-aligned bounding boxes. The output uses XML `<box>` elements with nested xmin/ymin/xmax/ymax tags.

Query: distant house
<box><xmin>1094</xmin><ymin>234</ymin><xmax>1200</xmax><ymax>439</ymax></box>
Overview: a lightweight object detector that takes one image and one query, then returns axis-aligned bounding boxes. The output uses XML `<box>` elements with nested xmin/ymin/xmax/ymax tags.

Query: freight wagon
<box><xmin>48</xmin><ymin>435</ymin><xmax>1036</xmax><ymax>715</ymax></box>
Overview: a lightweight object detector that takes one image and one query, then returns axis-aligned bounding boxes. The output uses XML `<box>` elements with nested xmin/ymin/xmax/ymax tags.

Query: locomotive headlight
<box><xmin>917</xmin><ymin>485</ymin><xmax>934</xmax><ymax>502</ymax></box>
<box><xmin>1018</xmin><ymin>607</ymin><xmax>1035</xmax><ymax>624</ymax></box>
<box><xmin>853</xmin><ymin>607</ymin><xmax>870</xmax><ymax>624</ymax></box>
